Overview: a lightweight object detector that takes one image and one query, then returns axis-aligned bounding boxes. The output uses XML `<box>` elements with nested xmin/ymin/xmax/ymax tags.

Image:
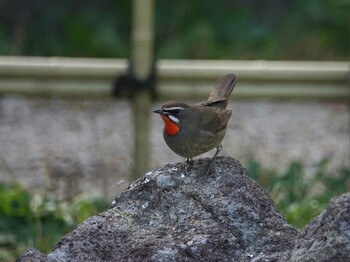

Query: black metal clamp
<box><xmin>112</xmin><ymin>60</ymin><xmax>157</xmax><ymax>100</ymax></box>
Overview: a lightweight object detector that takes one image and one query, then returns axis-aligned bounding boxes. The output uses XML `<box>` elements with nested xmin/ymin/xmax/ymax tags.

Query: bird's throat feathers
<box><xmin>160</xmin><ymin>115</ymin><xmax>180</xmax><ymax>136</ymax></box>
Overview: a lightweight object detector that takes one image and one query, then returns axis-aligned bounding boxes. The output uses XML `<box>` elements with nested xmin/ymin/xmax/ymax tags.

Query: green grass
<box><xmin>246</xmin><ymin>158</ymin><xmax>350</xmax><ymax>229</ymax></box>
<box><xmin>0</xmin><ymin>184</ymin><xmax>108</xmax><ymax>261</ymax></box>
<box><xmin>0</xmin><ymin>158</ymin><xmax>349</xmax><ymax>261</ymax></box>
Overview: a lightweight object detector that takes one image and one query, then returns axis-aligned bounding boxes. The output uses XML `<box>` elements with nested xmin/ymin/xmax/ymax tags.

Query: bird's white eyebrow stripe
<box><xmin>163</xmin><ymin>107</ymin><xmax>184</xmax><ymax>111</ymax></box>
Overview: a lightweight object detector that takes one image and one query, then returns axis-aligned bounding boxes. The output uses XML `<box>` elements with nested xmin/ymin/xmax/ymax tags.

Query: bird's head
<box><xmin>153</xmin><ymin>101</ymin><xmax>192</xmax><ymax>136</ymax></box>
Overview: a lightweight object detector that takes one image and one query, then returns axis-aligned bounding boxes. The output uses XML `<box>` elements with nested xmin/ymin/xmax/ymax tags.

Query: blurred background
<box><xmin>0</xmin><ymin>0</ymin><xmax>349</xmax><ymax>260</ymax></box>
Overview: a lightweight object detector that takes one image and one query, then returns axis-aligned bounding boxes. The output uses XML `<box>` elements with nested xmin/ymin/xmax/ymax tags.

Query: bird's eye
<box><xmin>171</xmin><ymin>109</ymin><xmax>181</xmax><ymax>115</ymax></box>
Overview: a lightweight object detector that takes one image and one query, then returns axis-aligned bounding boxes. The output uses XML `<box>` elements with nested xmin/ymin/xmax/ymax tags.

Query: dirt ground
<box><xmin>0</xmin><ymin>96</ymin><xmax>349</xmax><ymax>200</ymax></box>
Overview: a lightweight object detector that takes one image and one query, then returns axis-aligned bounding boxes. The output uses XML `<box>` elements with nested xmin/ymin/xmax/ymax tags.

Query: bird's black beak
<box><xmin>153</xmin><ymin>109</ymin><xmax>164</xmax><ymax>115</ymax></box>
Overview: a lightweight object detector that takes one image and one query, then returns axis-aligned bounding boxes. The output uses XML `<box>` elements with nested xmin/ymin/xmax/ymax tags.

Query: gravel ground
<box><xmin>0</xmin><ymin>96</ymin><xmax>349</xmax><ymax>199</ymax></box>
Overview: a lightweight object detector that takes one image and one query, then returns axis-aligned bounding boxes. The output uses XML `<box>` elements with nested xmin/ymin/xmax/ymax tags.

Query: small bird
<box><xmin>153</xmin><ymin>73</ymin><xmax>237</xmax><ymax>175</ymax></box>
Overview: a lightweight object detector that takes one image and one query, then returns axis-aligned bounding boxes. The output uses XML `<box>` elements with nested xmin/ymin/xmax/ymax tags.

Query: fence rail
<box><xmin>0</xmin><ymin>56</ymin><xmax>349</xmax><ymax>100</ymax></box>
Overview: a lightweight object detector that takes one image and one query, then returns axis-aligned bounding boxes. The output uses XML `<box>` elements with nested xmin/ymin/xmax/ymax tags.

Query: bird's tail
<box><xmin>206</xmin><ymin>73</ymin><xmax>237</xmax><ymax>109</ymax></box>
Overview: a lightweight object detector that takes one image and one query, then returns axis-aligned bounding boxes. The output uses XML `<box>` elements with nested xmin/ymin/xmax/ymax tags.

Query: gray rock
<box><xmin>18</xmin><ymin>157</ymin><xmax>298</xmax><ymax>261</ymax></box>
<box><xmin>290</xmin><ymin>192</ymin><xmax>350</xmax><ymax>262</ymax></box>
<box><xmin>16</xmin><ymin>248</ymin><xmax>51</xmax><ymax>262</ymax></box>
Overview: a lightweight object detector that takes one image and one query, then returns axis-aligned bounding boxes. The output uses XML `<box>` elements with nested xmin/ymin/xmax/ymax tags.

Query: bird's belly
<box><xmin>163</xmin><ymin>128</ymin><xmax>226</xmax><ymax>158</ymax></box>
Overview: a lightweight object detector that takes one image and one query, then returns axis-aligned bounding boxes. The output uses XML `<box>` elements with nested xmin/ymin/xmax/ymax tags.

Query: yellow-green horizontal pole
<box><xmin>158</xmin><ymin>60</ymin><xmax>349</xmax><ymax>81</ymax></box>
<box><xmin>158</xmin><ymin>81</ymin><xmax>350</xmax><ymax>100</ymax></box>
<box><xmin>0</xmin><ymin>79</ymin><xmax>111</xmax><ymax>97</ymax></box>
<box><xmin>0</xmin><ymin>57</ymin><xmax>348</xmax><ymax>80</ymax></box>
<box><xmin>0</xmin><ymin>57</ymin><xmax>126</xmax><ymax>78</ymax></box>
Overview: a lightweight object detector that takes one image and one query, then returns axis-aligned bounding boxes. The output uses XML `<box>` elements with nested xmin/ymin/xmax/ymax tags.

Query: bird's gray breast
<box><xmin>163</xmin><ymin>126</ymin><xmax>227</xmax><ymax>158</ymax></box>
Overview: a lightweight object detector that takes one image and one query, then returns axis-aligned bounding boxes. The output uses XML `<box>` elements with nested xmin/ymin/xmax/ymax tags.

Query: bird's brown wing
<box><xmin>196</xmin><ymin>105</ymin><xmax>232</xmax><ymax>134</ymax></box>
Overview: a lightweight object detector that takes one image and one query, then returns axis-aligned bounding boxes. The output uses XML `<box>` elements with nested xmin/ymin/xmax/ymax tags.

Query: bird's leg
<box><xmin>185</xmin><ymin>158</ymin><xmax>194</xmax><ymax>173</ymax></box>
<box><xmin>205</xmin><ymin>144</ymin><xmax>222</xmax><ymax>175</ymax></box>
<box><xmin>186</xmin><ymin>158</ymin><xmax>194</xmax><ymax>165</ymax></box>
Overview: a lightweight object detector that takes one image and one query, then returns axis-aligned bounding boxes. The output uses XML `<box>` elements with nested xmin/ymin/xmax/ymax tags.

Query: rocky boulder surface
<box><xmin>17</xmin><ymin>157</ymin><xmax>349</xmax><ymax>261</ymax></box>
<box><xmin>290</xmin><ymin>192</ymin><xmax>350</xmax><ymax>262</ymax></box>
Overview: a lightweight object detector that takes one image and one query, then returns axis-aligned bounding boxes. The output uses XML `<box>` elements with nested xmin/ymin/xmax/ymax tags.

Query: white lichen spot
<box><xmin>186</xmin><ymin>240</ymin><xmax>194</xmax><ymax>246</ymax></box>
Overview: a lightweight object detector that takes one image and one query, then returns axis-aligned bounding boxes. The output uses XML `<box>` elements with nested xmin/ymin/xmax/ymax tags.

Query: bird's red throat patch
<box><xmin>160</xmin><ymin>115</ymin><xmax>180</xmax><ymax>136</ymax></box>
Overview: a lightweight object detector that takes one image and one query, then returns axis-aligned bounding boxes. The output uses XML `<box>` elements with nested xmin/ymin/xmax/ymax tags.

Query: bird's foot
<box><xmin>204</xmin><ymin>145</ymin><xmax>222</xmax><ymax>176</ymax></box>
<box><xmin>185</xmin><ymin>158</ymin><xmax>194</xmax><ymax>173</ymax></box>
<box><xmin>205</xmin><ymin>166</ymin><xmax>213</xmax><ymax>176</ymax></box>
<box><xmin>186</xmin><ymin>158</ymin><xmax>194</xmax><ymax>165</ymax></box>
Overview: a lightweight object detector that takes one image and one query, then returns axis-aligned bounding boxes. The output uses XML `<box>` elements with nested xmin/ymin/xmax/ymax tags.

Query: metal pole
<box><xmin>131</xmin><ymin>0</ymin><xmax>154</xmax><ymax>179</ymax></box>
